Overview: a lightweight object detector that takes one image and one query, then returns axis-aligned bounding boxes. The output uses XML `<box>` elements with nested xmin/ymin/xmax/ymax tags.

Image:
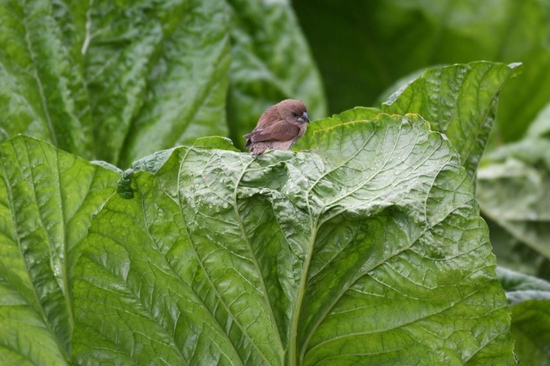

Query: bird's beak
<box><xmin>298</xmin><ymin>112</ymin><xmax>310</xmax><ymax>123</ymax></box>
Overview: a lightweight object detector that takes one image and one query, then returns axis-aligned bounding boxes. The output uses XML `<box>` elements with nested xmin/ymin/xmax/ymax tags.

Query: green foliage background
<box><xmin>0</xmin><ymin>0</ymin><xmax>549</xmax><ymax>365</ymax></box>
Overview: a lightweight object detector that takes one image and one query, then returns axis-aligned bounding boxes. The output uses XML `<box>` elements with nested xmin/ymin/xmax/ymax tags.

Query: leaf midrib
<box><xmin>295</xmin><ymin>123</ymin><xmax>461</xmax><ymax>363</ymax></box>
<box><xmin>177</xmin><ymin>149</ymin><xmax>277</xmax><ymax>366</ymax></box>
<box><xmin>232</xmin><ymin>154</ymin><xmax>286</xmax><ymax>362</ymax></box>
<box><xmin>22</xmin><ymin>5</ymin><xmax>57</xmax><ymax>146</ymax></box>
<box><xmin>289</xmin><ymin>121</ymin><xmax>385</xmax><ymax>366</ymax></box>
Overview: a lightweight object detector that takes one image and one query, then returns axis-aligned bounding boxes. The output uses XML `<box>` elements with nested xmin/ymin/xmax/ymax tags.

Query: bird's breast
<box><xmin>270</xmin><ymin>140</ymin><xmax>295</xmax><ymax>150</ymax></box>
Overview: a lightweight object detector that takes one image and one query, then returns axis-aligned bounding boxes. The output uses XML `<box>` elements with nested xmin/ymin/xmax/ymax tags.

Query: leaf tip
<box><xmin>192</xmin><ymin>136</ymin><xmax>239</xmax><ymax>151</ymax></box>
<box><xmin>116</xmin><ymin>169</ymin><xmax>135</xmax><ymax>199</ymax></box>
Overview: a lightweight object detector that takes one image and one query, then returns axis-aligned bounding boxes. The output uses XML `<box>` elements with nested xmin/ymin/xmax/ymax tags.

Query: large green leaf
<box><xmin>0</xmin><ymin>136</ymin><xmax>119</xmax><ymax>364</ymax></box>
<box><xmin>226</xmin><ymin>0</ymin><xmax>327</xmax><ymax>150</ymax></box>
<box><xmin>72</xmin><ymin>113</ymin><xmax>514</xmax><ymax>365</ymax></box>
<box><xmin>294</xmin><ymin>0</ymin><xmax>550</xmax><ymax>143</ymax></box>
<box><xmin>0</xmin><ymin>0</ymin><xmax>91</xmax><ymax>157</ymax></box>
<box><xmin>382</xmin><ymin>61</ymin><xmax>519</xmax><ymax>181</ymax></box>
<box><xmin>298</xmin><ymin>62</ymin><xmax>518</xmax><ymax>183</ymax></box>
<box><xmin>83</xmin><ymin>0</ymin><xmax>232</xmax><ymax>165</ymax></box>
<box><xmin>116</xmin><ymin>0</ymin><xmax>232</xmax><ymax>166</ymax></box>
<box><xmin>497</xmin><ymin>267</ymin><xmax>550</xmax><ymax>365</ymax></box>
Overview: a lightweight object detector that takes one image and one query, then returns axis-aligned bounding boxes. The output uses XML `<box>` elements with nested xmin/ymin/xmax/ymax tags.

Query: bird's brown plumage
<box><xmin>243</xmin><ymin>99</ymin><xmax>309</xmax><ymax>155</ymax></box>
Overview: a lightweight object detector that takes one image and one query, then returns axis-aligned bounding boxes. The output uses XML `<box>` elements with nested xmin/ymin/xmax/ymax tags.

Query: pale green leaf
<box><xmin>299</xmin><ymin>62</ymin><xmax>518</xmax><ymax>183</ymax></box>
<box><xmin>477</xmin><ymin>143</ymin><xmax>550</xmax><ymax>260</ymax></box>
<box><xmin>497</xmin><ymin>267</ymin><xmax>550</xmax><ymax>304</ymax></box>
<box><xmin>486</xmin><ymin>219</ymin><xmax>549</xmax><ymax>280</ymax></box>
<box><xmin>526</xmin><ymin>102</ymin><xmax>550</xmax><ymax>139</ymax></box>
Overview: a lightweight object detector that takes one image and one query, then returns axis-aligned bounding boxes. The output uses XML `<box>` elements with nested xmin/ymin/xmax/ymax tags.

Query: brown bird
<box><xmin>243</xmin><ymin>99</ymin><xmax>310</xmax><ymax>155</ymax></box>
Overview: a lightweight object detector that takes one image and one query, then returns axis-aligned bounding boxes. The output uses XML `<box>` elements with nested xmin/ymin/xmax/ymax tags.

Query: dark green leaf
<box><xmin>1</xmin><ymin>0</ymin><xmax>327</xmax><ymax>165</ymax></box>
<box><xmin>117</xmin><ymin>0</ymin><xmax>232</xmax><ymax>166</ymax></box>
<box><xmin>510</xmin><ymin>300</ymin><xmax>550</xmax><ymax>366</ymax></box>
<box><xmin>0</xmin><ymin>0</ymin><xmax>91</xmax><ymax>157</ymax></box>
<box><xmin>0</xmin><ymin>136</ymin><xmax>119</xmax><ymax>364</ymax></box>
<box><xmin>84</xmin><ymin>0</ymin><xmax>233</xmax><ymax>165</ymax></box>
<box><xmin>497</xmin><ymin>267</ymin><xmax>550</xmax><ymax>365</ymax></box>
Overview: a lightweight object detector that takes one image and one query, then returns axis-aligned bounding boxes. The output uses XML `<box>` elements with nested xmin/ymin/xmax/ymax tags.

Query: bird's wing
<box><xmin>248</xmin><ymin>120</ymin><xmax>300</xmax><ymax>142</ymax></box>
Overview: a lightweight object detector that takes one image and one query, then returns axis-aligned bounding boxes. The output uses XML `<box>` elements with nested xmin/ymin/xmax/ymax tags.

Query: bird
<box><xmin>243</xmin><ymin>99</ymin><xmax>310</xmax><ymax>155</ymax></box>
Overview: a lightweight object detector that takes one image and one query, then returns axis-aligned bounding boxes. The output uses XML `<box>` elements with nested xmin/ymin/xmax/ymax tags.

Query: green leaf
<box><xmin>497</xmin><ymin>267</ymin><xmax>550</xmax><ymax>365</ymax></box>
<box><xmin>191</xmin><ymin>136</ymin><xmax>239</xmax><ymax>151</ymax></box>
<box><xmin>226</xmin><ymin>0</ymin><xmax>328</xmax><ymax>150</ymax></box>
<box><xmin>117</xmin><ymin>0</ymin><xmax>232</xmax><ymax>166</ymax></box>
<box><xmin>477</xmin><ymin>141</ymin><xmax>550</xmax><ymax>260</ymax></box>
<box><xmin>0</xmin><ymin>0</ymin><xmax>91</xmax><ymax>157</ymax></box>
<box><xmin>382</xmin><ymin>61</ymin><xmax>520</xmax><ymax>181</ymax></box>
<box><xmin>485</xmin><ymin>219</ymin><xmax>549</xmax><ymax>280</ymax></box>
<box><xmin>526</xmin><ymin>102</ymin><xmax>550</xmax><ymax>139</ymax></box>
<box><xmin>295</xmin><ymin>107</ymin><xmax>382</xmax><ymax>150</ymax></box>
<box><xmin>73</xmin><ymin>113</ymin><xmax>515</xmax><ymax>365</ymax></box>
<box><xmin>510</xmin><ymin>300</ymin><xmax>550</xmax><ymax>366</ymax></box>
<box><xmin>303</xmin><ymin>62</ymin><xmax>518</xmax><ymax>183</ymax></box>
<box><xmin>0</xmin><ymin>136</ymin><xmax>119</xmax><ymax>364</ymax></box>
<box><xmin>497</xmin><ymin>267</ymin><xmax>550</xmax><ymax>304</ymax></box>
<box><xmin>83</xmin><ymin>0</ymin><xmax>232</xmax><ymax>165</ymax></box>
<box><xmin>477</xmin><ymin>102</ymin><xmax>550</xmax><ymax>280</ymax></box>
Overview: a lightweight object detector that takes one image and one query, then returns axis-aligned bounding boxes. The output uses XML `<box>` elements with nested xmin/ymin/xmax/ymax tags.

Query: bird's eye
<box><xmin>292</xmin><ymin>112</ymin><xmax>298</xmax><ymax>117</ymax></box>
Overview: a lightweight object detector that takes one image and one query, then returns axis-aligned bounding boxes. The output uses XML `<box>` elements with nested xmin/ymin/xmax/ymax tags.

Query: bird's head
<box><xmin>278</xmin><ymin>99</ymin><xmax>309</xmax><ymax>125</ymax></box>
